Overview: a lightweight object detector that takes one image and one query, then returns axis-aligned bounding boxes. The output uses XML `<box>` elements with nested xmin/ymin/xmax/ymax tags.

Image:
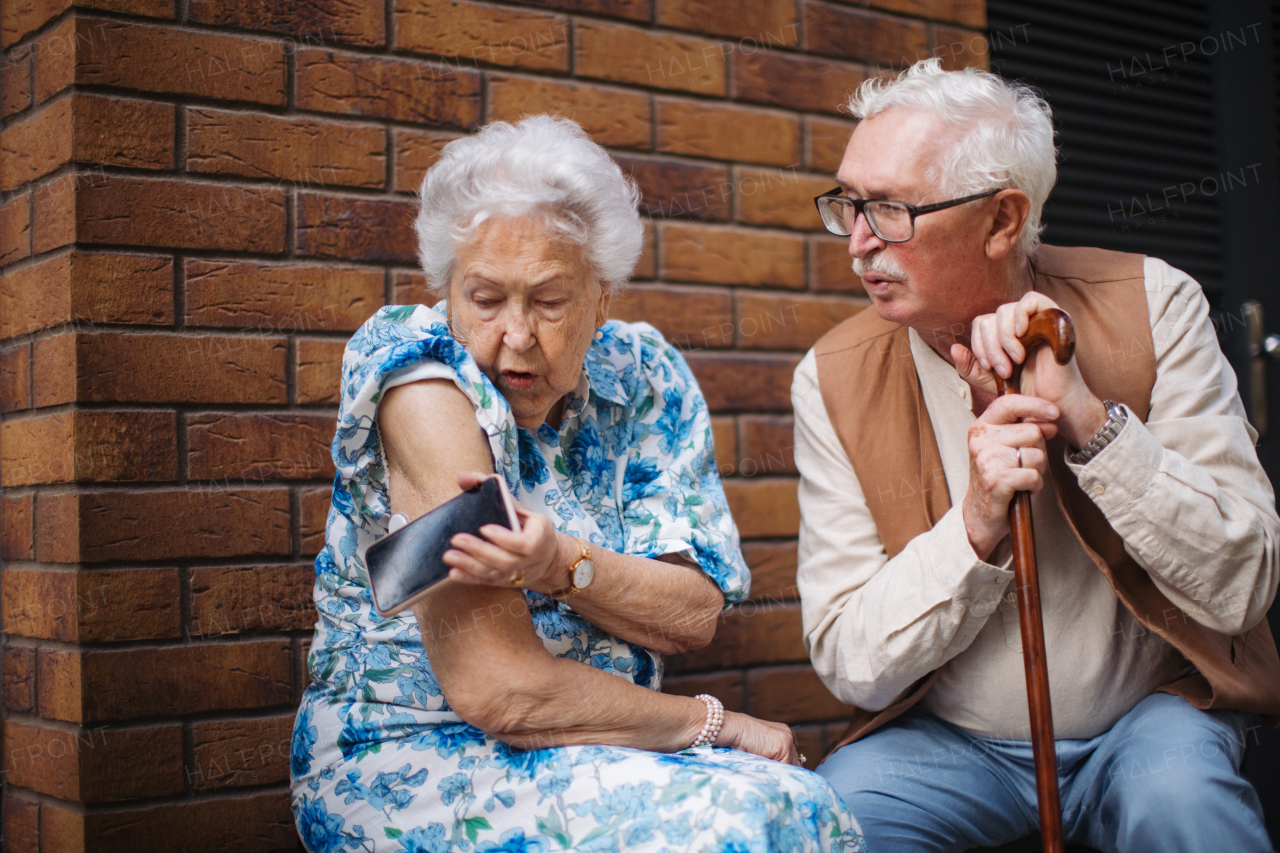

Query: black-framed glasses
<box><xmin>813</xmin><ymin>187</ymin><xmax>1000</xmax><ymax>242</ymax></box>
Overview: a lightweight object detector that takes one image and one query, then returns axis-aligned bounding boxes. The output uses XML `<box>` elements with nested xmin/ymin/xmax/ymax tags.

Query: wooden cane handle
<box><xmin>1019</xmin><ymin>307</ymin><xmax>1076</xmax><ymax>367</ymax></box>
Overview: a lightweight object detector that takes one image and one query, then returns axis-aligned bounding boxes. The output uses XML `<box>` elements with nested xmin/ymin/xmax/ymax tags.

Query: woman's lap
<box><xmin>293</xmin><ymin>717</ymin><xmax>864</xmax><ymax>853</ymax></box>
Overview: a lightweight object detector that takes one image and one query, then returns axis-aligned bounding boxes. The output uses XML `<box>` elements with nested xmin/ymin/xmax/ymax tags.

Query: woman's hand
<box><xmin>443</xmin><ymin>471</ymin><xmax>570</xmax><ymax>590</ymax></box>
<box><xmin>716</xmin><ymin>712</ymin><xmax>802</xmax><ymax>766</ymax></box>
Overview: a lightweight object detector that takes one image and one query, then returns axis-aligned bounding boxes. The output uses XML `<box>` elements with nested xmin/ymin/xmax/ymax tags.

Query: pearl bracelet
<box><xmin>690</xmin><ymin>694</ymin><xmax>724</xmax><ymax>748</ymax></box>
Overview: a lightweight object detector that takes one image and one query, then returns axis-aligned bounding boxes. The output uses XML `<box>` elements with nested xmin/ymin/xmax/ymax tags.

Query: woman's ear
<box><xmin>984</xmin><ymin>189</ymin><xmax>1031</xmax><ymax>261</ymax></box>
<box><xmin>595</xmin><ymin>283</ymin><xmax>612</xmax><ymax>329</ymax></box>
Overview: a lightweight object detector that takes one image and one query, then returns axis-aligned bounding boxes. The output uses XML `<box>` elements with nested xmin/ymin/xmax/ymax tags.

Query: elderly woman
<box><xmin>291</xmin><ymin>115</ymin><xmax>864</xmax><ymax>853</ymax></box>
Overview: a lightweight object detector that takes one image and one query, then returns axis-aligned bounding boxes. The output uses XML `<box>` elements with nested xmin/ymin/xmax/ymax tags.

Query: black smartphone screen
<box><xmin>366</xmin><ymin>477</ymin><xmax>515</xmax><ymax>615</ymax></box>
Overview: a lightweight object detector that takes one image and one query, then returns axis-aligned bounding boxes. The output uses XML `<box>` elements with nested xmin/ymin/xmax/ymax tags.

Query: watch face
<box><xmin>573</xmin><ymin>558</ymin><xmax>595</xmax><ymax>589</ymax></box>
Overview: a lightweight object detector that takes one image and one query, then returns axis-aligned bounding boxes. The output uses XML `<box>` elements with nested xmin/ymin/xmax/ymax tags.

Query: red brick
<box><xmin>609</xmin><ymin>283</ymin><xmax>733</xmax><ymax>350</ymax></box>
<box><xmin>933</xmin><ymin>25</ymin><xmax>988</xmax><ymax>71</ymax></box>
<box><xmin>866</xmin><ymin>0</ymin><xmax>984</xmax><ymax>29</ymax></box>
<box><xmin>577</xmin><ymin>21</ymin><xmax>724</xmax><ymax>96</ymax></box>
<box><xmin>189</xmin><ymin>0</ymin><xmax>385</xmax><ymax>47</ymax></box>
<box><xmin>747</xmin><ymin>664</ymin><xmax>849</xmax><ymax>723</ymax></box>
<box><xmin>736</xmin><ymin>291</ymin><xmax>864</xmax><ymax>350</ymax></box>
<box><xmin>723</xmin><ymin>477</ymin><xmax>800</xmax><ymax>538</ymax></box>
<box><xmin>1</xmin><ymin>0</ymin><xmax>67</xmax><ymax>48</ymax></box>
<box><xmin>660</xmin><ymin>222</ymin><xmax>806</xmax><ymax>288</ymax></box>
<box><xmin>31</xmin><ymin>171</ymin><xmax>77</xmax><ymax>254</ymax></box>
<box><xmin>661</xmin><ymin>671</ymin><xmax>745</xmax><ymax>711</ymax></box>
<box><xmin>0</xmin><ymin>96</ymin><xmax>71</xmax><ymax>192</ymax></box>
<box><xmin>187</xmin><ymin>413</ymin><xmax>335</xmax><ymax>481</ymax></box>
<box><xmin>395</xmin><ymin>0</ymin><xmax>568</xmax><ymax>72</ymax></box>
<box><xmin>811</xmin><ymin>236</ymin><xmax>865</xmax><ymax>293</ymax></box>
<box><xmin>296</xmin><ymin>48</ymin><xmax>480</xmax><ymax>127</ymax></box>
<box><xmin>657</xmin><ymin>98</ymin><xmax>799</xmax><ymax>167</ymax></box>
<box><xmin>296</xmin><ymin>193</ymin><xmax>418</xmax><ymax>264</ymax></box>
<box><xmin>32</xmin><ymin>331</ymin><xmax>287</xmax><ymax>406</ymax></box>
<box><xmin>40</xmin><ymin>642</ymin><xmax>293</xmax><ymax>723</ymax></box>
<box><xmin>488</xmin><ymin>75</ymin><xmax>651</xmax><ymax>150</ymax></box>
<box><xmin>73</xmin><ymin>93</ymin><xmax>175</xmax><ymax>169</ymax></box>
<box><xmin>614</xmin><ymin>154</ymin><xmax>731</xmax><ymax>221</ymax></box>
<box><xmin>711</xmin><ymin>414</ymin><xmax>736</xmax><ymax>473</ymax></box>
<box><xmin>299</xmin><ymin>486</ymin><xmax>331</xmax><ymax>554</ymax></box>
<box><xmin>806</xmin><ymin>115</ymin><xmax>855</xmax><ymax>174</ymax></box>
<box><xmin>515</xmin><ymin>0</ymin><xmax>648</xmax><ymax>20</ymax></box>
<box><xmin>685</xmin><ymin>351</ymin><xmax>799</xmax><ymax>412</ymax></box>
<box><xmin>36</xmin><ymin>488</ymin><xmax>291</xmax><ymax>564</ymax></box>
<box><xmin>190</xmin><ymin>565</ymin><xmax>317</xmax><ymax>639</ymax></box>
<box><xmin>393</xmin><ymin>270</ymin><xmax>433</xmax><ymax>306</ymax></box>
<box><xmin>2</xmin><ymin>493</ymin><xmax>35</xmax><ymax>560</ymax></box>
<box><xmin>185</xmin><ymin>260</ymin><xmax>384</xmax><ymax>331</ymax></box>
<box><xmin>49</xmin><ymin>790</ymin><xmax>298</xmax><ymax>853</ymax></box>
<box><xmin>0</xmin><ymin>410</ymin><xmax>178</xmax><ymax>485</ymax></box>
<box><xmin>30</xmin><ymin>332</ymin><xmax>74</xmax><ymax>407</ymax></box>
<box><xmin>742</xmin><ymin>540</ymin><xmax>800</xmax><ymax>601</ymax></box>
<box><xmin>31</xmin><ymin>17</ymin><xmax>74</xmax><ymax>104</ymax></box>
<box><xmin>0</xmin><ymin>344</ymin><xmax>32</xmax><ymax>412</ymax></box>
<box><xmin>74</xmin><ymin>18</ymin><xmax>286</xmax><ymax>105</ymax></box>
<box><xmin>2</xmin><ymin>251</ymin><xmax>174</xmax><ymax>338</ymax></box>
<box><xmin>635</xmin><ymin>221</ymin><xmax>656</xmax><ymax>279</ymax></box>
<box><xmin>735</xmin><ymin>166</ymin><xmax>832</xmax><ymax>231</ymax></box>
<box><xmin>296</xmin><ymin>338</ymin><xmax>346</xmax><ymax>405</ymax></box>
<box><xmin>738</xmin><ymin>414</ymin><xmax>796</xmax><ymax>476</ymax></box>
<box><xmin>187</xmin><ymin>108</ymin><xmax>386</xmax><ymax>188</ymax></box>
<box><xmin>802</xmin><ymin>2</ymin><xmax>930</xmax><ymax>66</ymax></box>
<box><xmin>190</xmin><ymin>714</ymin><xmax>294</xmax><ymax>789</ymax></box>
<box><xmin>0</xmin><ymin>188</ymin><xmax>31</xmax><ymax>265</ymax></box>
<box><xmin>2</xmin><ymin>719</ymin><xmax>183</xmax><ymax>803</ymax></box>
<box><xmin>2</xmin><ymin>795</ymin><xmax>38</xmax><ymax>853</ymax></box>
<box><xmin>394</xmin><ymin>128</ymin><xmax>460</xmax><ymax>193</ymax></box>
<box><xmin>72</xmin><ymin>175</ymin><xmax>286</xmax><ymax>253</ymax></box>
<box><xmin>656</xmin><ymin>0</ymin><xmax>799</xmax><ymax>44</ymax></box>
<box><xmin>3</xmin><ymin>567</ymin><xmax>182</xmax><ymax>641</ymax></box>
<box><xmin>3</xmin><ymin>645</ymin><xmax>36</xmax><ymax>711</ymax></box>
<box><xmin>1</xmin><ymin>45</ymin><xmax>33</xmax><ymax>118</ymax></box>
<box><xmin>734</xmin><ymin>50</ymin><xmax>863</xmax><ymax>115</ymax></box>
<box><xmin>669</xmin><ymin>602</ymin><xmax>805</xmax><ymax>671</ymax></box>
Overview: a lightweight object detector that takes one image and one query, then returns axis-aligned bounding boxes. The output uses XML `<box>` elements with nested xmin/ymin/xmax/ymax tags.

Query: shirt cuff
<box><xmin>924</xmin><ymin>506</ymin><xmax>1016</xmax><ymax>601</ymax></box>
<box><xmin>1065</xmin><ymin>404</ymin><xmax>1160</xmax><ymax>513</ymax></box>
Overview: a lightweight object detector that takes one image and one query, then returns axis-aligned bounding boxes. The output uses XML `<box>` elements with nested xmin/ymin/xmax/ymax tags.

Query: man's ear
<box><xmin>984</xmin><ymin>189</ymin><xmax>1031</xmax><ymax>260</ymax></box>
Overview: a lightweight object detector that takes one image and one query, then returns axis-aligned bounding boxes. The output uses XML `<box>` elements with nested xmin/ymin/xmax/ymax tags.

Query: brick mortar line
<box><xmin>1</xmin><ymin>781</ymin><xmax>296</xmax><ymax>816</ymax></box>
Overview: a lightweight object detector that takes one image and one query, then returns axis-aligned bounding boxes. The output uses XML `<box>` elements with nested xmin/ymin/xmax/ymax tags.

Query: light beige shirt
<box><xmin>792</xmin><ymin>257</ymin><xmax>1280</xmax><ymax>739</ymax></box>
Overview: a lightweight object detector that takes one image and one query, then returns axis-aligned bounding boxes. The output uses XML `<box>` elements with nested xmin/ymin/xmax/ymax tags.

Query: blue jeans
<box><xmin>817</xmin><ymin>693</ymin><xmax>1273</xmax><ymax>853</ymax></box>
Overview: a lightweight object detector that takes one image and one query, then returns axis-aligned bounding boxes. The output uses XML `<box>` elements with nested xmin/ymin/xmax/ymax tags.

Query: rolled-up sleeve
<box><xmin>792</xmin><ymin>352</ymin><xmax>1013</xmax><ymax>710</ymax></box>
<box><xmin>1067</xmin><ymin>258</ymin><xmax>1280</xmax><ymax>634</ymax></box>
<box><xmin>619</xmin><ymin>330</ymin><xmax>750</xmax><ymax>605</ymax></box>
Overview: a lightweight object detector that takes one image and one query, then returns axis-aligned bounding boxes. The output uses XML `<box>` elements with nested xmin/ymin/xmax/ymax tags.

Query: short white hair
<box><xmin>847</xmin><ymin>59</ymin><xmax>1056</xmax><ymax>255</ymax></box>
<box><xmin>415</xmin><ymin>115</ymin><xmax>643</xmax><ymax>295</ymax></box>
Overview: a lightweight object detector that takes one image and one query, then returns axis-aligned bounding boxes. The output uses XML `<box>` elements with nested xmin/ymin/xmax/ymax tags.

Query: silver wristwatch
<box><xmin>1068</xmin><ymin>400</ymin><xmax>1128</xmax><ymax>466</ymax></box>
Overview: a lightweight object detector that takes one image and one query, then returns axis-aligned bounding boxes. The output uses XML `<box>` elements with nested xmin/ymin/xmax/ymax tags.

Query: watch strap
<box><xmin>1068</xmin><ymin>400</ymin><xmax>1128</xmax><ymax>466</ymax></box>
<box><xmin>550</xmin><ymin>537</ymin><xmax>591</xmax><ymax>598</ymax></box>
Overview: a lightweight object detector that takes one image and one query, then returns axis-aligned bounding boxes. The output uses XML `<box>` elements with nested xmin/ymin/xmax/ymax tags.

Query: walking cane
<box><xmin>991</xmin><ymin>307</ymin><xmax>1075</xmax><ymax>853</ymax></box>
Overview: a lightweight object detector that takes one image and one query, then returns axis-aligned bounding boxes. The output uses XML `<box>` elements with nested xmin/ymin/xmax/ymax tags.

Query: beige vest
<box><xmin>813</xmin><ymin>244</ymin><xmax>1280</xmax><ymax>751</ymax></box>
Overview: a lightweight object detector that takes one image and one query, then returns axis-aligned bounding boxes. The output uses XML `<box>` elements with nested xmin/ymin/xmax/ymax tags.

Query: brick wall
<box><xmin>0</xmin><ymin>1</ymin><xmax>986</xmax><ymax>849</ymax></box>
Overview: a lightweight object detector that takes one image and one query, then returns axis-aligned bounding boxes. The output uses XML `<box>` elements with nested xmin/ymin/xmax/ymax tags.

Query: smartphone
<box><xmin>367</xmin><ymin>474</ymin><xmax>521</xmax><ymax>616</ymax></box>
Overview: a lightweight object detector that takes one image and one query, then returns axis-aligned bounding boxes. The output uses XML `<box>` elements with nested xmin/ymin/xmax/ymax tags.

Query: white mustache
<box><xmin>852</xmin><ymin>253</ymin><xmax>908</xmax><ymax>280</ymax></box>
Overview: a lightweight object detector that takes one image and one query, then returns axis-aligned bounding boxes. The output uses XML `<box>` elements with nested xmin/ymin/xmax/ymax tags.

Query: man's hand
<box><xmin>961</xmin><ymin>395</ymin><xmax>1059</xmax><ymax>559</ymax></box>
<box><xmin>952</xmin><ymin>291</ymin><xmax>1107</xmax><ymax>449</ymax></box>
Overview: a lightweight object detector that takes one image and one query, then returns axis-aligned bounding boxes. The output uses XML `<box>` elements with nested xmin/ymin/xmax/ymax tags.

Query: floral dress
<box><xmin>291</xmin><ymin>304</ymin><xmax>865</xmax><ymax>853</ymax></box>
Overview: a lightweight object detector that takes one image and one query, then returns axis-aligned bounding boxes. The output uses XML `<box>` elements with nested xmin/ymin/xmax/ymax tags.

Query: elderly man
<box><xmin>793</xmin><ymin>58</ymin><xmax>1280</xmax><ymax>852</ymax></box>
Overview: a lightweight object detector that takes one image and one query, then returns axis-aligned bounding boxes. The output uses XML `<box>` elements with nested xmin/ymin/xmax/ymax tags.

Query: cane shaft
<box><xmin>994</xmin><ymin>314</ymin><xmax>1067</xmax><ymax>853</ymax></box>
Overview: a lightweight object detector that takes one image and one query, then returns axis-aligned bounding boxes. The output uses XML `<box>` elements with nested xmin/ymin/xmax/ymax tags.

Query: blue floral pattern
<box><xmin>291</xmin><ymin>304</ymin><xmax>864</xmax><ymax>852</ymax></box>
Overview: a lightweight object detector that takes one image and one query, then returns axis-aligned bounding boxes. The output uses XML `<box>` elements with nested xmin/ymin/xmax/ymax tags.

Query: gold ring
<box><xmin>798</xmin><ymin>753</ymin><xmax>807</xmax><ymax>765</ymax></box>
<box><xmin>509</xmin><ymin>567</ymin><xmax>526</xmax><ymax>587</ymax></box>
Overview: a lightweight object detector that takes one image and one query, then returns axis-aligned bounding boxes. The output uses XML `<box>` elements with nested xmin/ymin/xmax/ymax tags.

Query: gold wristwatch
<box><xmin>551</xmin><ymin>537</ymin><xmax>595</xmax><ymax>598</ymax></box>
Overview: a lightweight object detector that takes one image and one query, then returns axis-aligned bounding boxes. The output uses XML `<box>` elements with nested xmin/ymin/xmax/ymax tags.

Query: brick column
<box><xmin>0</xmin><ymin>1</ymin><xmax>986</xmax><ymax>849</ymax></box>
